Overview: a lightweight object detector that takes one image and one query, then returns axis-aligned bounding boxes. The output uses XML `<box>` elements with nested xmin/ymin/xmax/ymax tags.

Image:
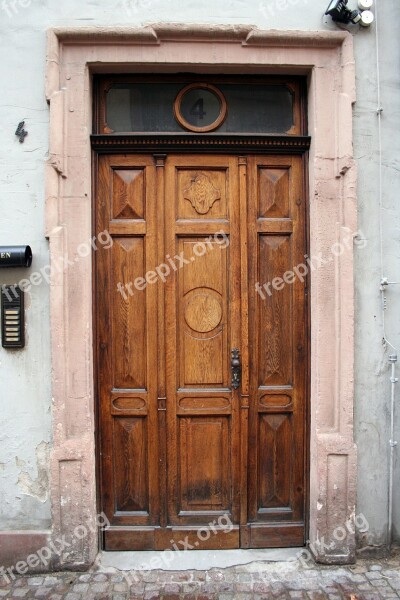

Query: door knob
<box><xmin>231</xmin><ymin>348</ymin><xmax>241</xmax><ymax>390</ymax></box>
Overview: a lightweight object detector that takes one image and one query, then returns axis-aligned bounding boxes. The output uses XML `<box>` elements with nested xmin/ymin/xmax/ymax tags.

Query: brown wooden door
<box><xmin>95</xmin><ymin>153</ymin><xmax>307</xmax><ymax>550</ymax></box>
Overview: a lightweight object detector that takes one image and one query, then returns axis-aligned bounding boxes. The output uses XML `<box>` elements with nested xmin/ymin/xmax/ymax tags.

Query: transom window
<box><xmin>95</xmin><ymin>76</ymin><xmax>305</xmax><ymax>135</ymax></box>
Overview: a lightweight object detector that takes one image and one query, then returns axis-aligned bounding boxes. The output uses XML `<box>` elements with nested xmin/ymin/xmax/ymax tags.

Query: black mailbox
<box><xmin>0</xmin><ymin>246</ymin><xmax>32</xmax><ymax>268</ymax></box>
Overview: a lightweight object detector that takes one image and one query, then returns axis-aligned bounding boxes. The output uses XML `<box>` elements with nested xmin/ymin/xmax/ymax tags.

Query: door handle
<box><xmin>231</xmin><ymin>348</ymin><xmax>241</xmax><ymax>390</ymax></box>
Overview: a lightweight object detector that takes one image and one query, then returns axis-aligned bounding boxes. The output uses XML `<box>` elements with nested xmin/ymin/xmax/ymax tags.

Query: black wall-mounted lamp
<box><xmin>325</xmin><ymin>0</ymin><xmax>375</xmax><ymax>26</ymax></box>
<box><xmin>0</xmin><ymin>246</ymin><xmax>32</xmax><ymax>268</ymax></box>
<box><xmin>325</xmin><ymin>0</ymin><xmax>361</xmax><ymax>24</ymax></box>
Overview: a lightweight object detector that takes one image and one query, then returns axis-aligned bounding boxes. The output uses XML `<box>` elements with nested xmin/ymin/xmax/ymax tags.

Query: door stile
<box><xmin>247</xmin><ymin>155</ymin><xmax>261</xmax><ymax>527</ymax></box>
<box><xmin>144</xmin><ymin>159</ymin><xmax>161</xmax><ymax>531</ymax></box>
<box><xmin>154</xmin><ymin>154</ymin><xmax>168</xmax><ymax>529</ymax></box>
<box><xmin>292</xmin><ymin>154</ymin><xmax>308</xmax><ymax>538</ymax></box>
<box><xmin>238</xmin><ymin>156</ymin><xmax>250</xmax><ymax>548</ymax></box>
<box><xmin>229</xmin><ymin>156</ymin><xmax>242</xmax><ymax>532</ymax></box>
<box><xmin>96</xmin><ymin>157</ymin><xmax>113</xmax><ymax>527</ymax></box>
<box><xmin>164</xmin><ymin>156</ymin><xmax>179</xmax><ymax>535</ymax></box>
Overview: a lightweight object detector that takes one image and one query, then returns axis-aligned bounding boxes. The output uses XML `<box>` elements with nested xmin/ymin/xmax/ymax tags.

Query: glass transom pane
<box><xmin>104</xmin><ymin>81</ymin><xmax>295</xmax><ymax>134</ymax></box>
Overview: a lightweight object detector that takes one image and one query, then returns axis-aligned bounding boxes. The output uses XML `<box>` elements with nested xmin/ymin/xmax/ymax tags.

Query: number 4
<box><xmin>190</xmin><ymin>98</ymin><xmax>206</xmax><ymax>120</ymax></box>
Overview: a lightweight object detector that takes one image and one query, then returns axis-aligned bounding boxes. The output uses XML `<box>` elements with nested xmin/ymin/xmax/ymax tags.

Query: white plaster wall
<box><xmin>353</xmin><ymin>0</ymin><xmax>400</xmax><ymax>550</ymax></box>
<box><xmin>0</xmin><ymin>0</ymin><xmax>398</xmax><ymax>549</ymax></box>
<box><xmin>0</xmin><ymin>19</ymin><xmax>51</xmax><ymax>528</ymax></box>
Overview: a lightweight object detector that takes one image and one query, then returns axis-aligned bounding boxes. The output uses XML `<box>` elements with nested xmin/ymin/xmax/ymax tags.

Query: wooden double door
<box><xmin>96</xmin><ymin>153</ymin><xmax>308</xmax><ymax>550</ymax></box>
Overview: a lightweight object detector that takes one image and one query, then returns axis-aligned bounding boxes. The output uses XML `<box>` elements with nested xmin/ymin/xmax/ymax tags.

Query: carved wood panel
<box><xmin>178</xmin><ymin>169</ymin><xmax>227</xmax><ymax>220</ymax></box>
<box><xmin>258</xmin><ymin>414</ymin><xmax>292</xmax><ymax>510</ymax></box>
<box><xmin>111</xmin><ymin>238</ymin><xmax>146</xmax><ymax>389</ymax></box>
<box><xmin>114</xmin><ymin>417</ymin><xmax>149</xmax><ymax>512</ymax></box>
<box><xmin>179</xmin><ymin>238</ymin><xmax>228</xmax><ymax>387</ymax></box>
<box><xmin>179</xmin><ymin>417</ymin><xmax>230</xmax><ymax>512</ymax></box>
<box><xmin>112</xmin><ymin>168</ymin><xmax>145</xmax><ymax>220</ymax></box>
<box><xmin>258</xmin><ymin>235</ymin><xmax>292</xmax><ymax>387</ymax></box>
<box><xmin>258</xmin><ymin>167</ymin><xmax>290</xmax><ymax>219</ymax></box>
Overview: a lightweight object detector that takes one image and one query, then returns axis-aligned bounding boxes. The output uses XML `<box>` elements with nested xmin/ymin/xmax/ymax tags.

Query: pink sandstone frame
<box><xmin>42</xmin><ymin>24</ymin><xmax>357</xmax><ymax>569</ymax></box>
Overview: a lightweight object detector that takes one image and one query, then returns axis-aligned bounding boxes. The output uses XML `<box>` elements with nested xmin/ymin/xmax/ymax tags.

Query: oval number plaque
<box><xmin>174</xmin><ymin>83</ymin><xmax>227</xmax><ymax>133</ymax></box>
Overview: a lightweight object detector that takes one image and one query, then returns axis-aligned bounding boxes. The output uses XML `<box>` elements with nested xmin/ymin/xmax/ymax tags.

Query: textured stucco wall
<box><xmin>0</xmin><ymin>0</ymin><xmax>399</xmax><ymax>551</ymax></box>
<box><xmin>0</xmin><ymin>16</ymin><xmax>51</xmax><ymax>528</ymax></box>
<box><xmin>353</xmin><ymin>0</ymin><xmax>400</xmax><ymax>551</ymax></box>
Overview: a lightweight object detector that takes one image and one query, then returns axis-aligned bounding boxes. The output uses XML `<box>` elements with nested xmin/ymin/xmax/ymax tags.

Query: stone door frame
<box><xmin>45</xmin><ymin>24</ymin><xmax>357</xmax><ymax>568</ymax></box>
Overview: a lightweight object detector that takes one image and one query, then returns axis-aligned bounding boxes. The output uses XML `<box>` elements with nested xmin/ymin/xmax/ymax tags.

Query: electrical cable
<box><xmin>376</xmin><ymin>0</ymin><xmax>398</xmax><ymax>353</ymax></box>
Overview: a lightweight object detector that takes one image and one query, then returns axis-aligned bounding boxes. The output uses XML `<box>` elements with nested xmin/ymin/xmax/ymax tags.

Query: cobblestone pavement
<box><xmin>0</xmin><ymin>551</ymin><xmax>399</xmax><ymax>600</ymax></box>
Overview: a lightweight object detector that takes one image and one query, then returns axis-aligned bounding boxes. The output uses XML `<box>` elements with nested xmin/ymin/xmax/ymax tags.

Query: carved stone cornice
<box><xmin>49</xmin><ymin>24</ymin><xmax>349</xmax><ymax>47</ymax></box>
<box><xmin>90</xmin><ymin>134</ymin><xmax>311</xmax><ymax>154</ymax></box>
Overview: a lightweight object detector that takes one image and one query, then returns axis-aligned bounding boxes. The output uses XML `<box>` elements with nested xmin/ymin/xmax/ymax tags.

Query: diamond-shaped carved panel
<box><xmin>258</xmin><ymin>414</ymin><xmax>292</xmax><ymax>510</ymax></box>
<box><xmin>258</xmin><ymin>167</ymin><xmax>290</xmax><ymax>218</ymax></box>
<box><xmin>114</xmin><ymin>418</ymin><xmax>149</xmax><ymax>512</ymax></box>
<box><xmin>112</xmin><ymin>169</ymin><xmax>145</xmax><ymax>220</ymax></box>
<box><xmin>258</xmin><ymin>235</ymin><xmax>292</xmax><ymax>386</ymax></box>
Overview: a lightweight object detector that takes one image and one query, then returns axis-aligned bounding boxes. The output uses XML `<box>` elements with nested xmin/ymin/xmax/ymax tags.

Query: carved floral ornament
<box><xmin>183</xmin><ymin>172</ymin><xmax>221</xmax><ymax>215</ymax></box>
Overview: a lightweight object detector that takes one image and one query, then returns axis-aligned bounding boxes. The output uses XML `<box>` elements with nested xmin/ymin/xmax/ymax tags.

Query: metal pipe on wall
<box><xmin>388</xmin><ymin>354</ymin><xmax>398</xmax><ymax>548</ymax></box>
